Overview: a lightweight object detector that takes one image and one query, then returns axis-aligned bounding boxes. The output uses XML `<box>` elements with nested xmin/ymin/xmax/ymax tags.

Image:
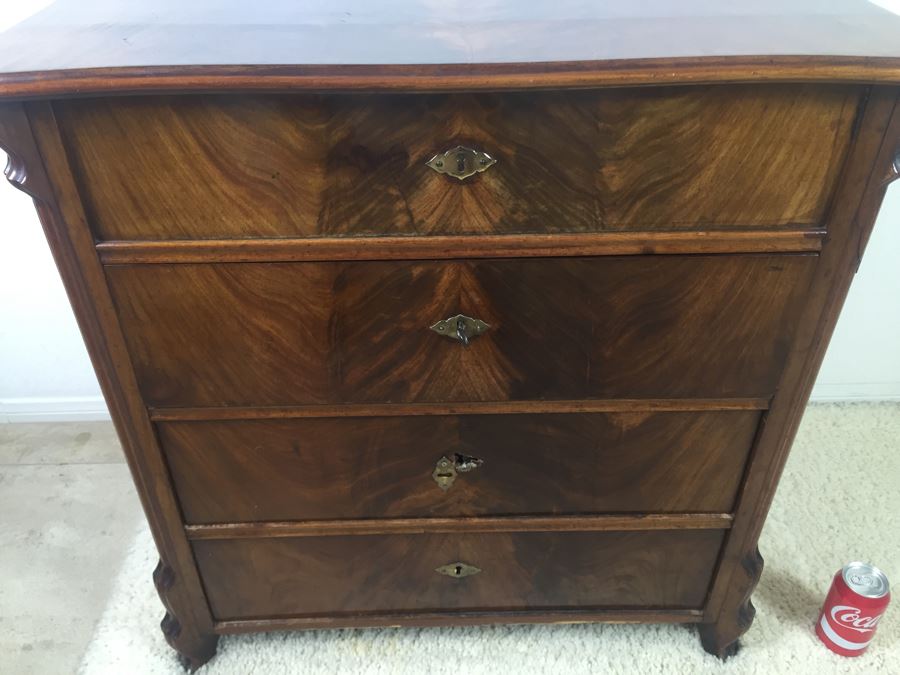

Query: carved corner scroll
<box><xmin>735</xmin><ymin>546</ymin><xmax>765</xmax><ymax>633</ymax></box>
<box><xmin>0</xmin><ymin>102</ymin><xmax>53</xmax><ymax>202</ymax></box>
<box><xmin>699</xmin><ymin>547</ymin><xmax>764</xmax><ymax>659</ymax></box>
<box><xmin>886</xmin><ymin>144</ymin><xmax>900</xmax><ymax>185</ymax></box>
<box><xmin>153</xmin><ymin>559</ymin><xmax>219</xmax><ymax>671</ymax></box>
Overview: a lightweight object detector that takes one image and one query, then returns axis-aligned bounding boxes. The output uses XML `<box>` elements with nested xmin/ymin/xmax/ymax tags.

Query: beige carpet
<box><xmin>78</xmin><ymin>403</ymin><xmax>899</xmax><ymax>674</ymax></box>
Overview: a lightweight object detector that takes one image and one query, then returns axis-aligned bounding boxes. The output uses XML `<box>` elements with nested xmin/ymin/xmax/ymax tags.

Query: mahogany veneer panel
<box><xmin>193</xmin><ymin>530</ymin><xmax>725</xmax><ymax>619</ymax></box>
<box><xmin>106</xmin><ymin>255</ymin><xmax>816</xmax><ymax>407</ymax></box>
<box><xmin>160</xmin><ymin>411</ymin><xmax>760</xmax><ymax>524</ymax></box>
<box><xmin>56</xmin><ymin>85</ymin><xmax>858</xmax><ymax>240</ymax></box>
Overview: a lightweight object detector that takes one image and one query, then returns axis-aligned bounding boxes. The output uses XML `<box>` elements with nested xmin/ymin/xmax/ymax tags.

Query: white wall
<box><xmin>0</xmin><ymin>173</ymin><xmax>106</xmax><ymax>421</ymax></box>
<box><xmin>813</xmin><ymin>184</ymin><xmax>900</xmax><ymax>400</ymax></box>
<box><xmin>1</xmin><ymin>162</ymin><xmax>897</xmax><ymax>421</ymax></box>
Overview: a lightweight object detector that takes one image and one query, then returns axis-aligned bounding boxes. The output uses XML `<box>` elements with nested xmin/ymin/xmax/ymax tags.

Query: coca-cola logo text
<box><xmin>830</xmin><ymin>605</ymin><xmax>883</xmax><ymax>633</ymax></box>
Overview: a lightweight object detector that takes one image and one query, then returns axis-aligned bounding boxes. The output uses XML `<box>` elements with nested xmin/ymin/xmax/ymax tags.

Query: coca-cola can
<box><xmin>816</xmin><ymin>561</ymin><xmax>890</xmax><ymax>656</ymax></box>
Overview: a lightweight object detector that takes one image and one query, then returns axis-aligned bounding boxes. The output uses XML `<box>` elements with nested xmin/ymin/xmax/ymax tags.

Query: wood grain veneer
<box><xmin>56</xmin><ymin>86</ymin><xmax>858</xmax><ymax>240</ymax></box>
<box><xmin>106</xmin><ymin>255</ymin><xmax>816</xmax><ymax>408</ymax></box>
<box><xmin>2</xmin><ymin>3</ymin><xmax>898</xmax><ymax>667</ymax></box>
<box><xmin>159</xmin><ymin>411</ymin><xmax>760</xmax><ymax>523</ymax></box>
<box><xmin>193</xmin><ymin>530</ymin><xmax>726</xmax><ymax>620</ymax></box>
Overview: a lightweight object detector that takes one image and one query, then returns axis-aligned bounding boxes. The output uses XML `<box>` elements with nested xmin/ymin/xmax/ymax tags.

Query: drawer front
<box><xmin>107</xmin><ymin>255</ymin><xmax>815</xmax><ymax>407</ymax></box>
<box><xmin>193</xmin><ymin>530</ymin><xmax>724</xmax><ymax>619</ymax></box>
<box><xmin>160</xmin><ymin>411</ymin><xmax>760</xmax><ymax>524</ymax></box>
<box><xmin>57</xmin><ymin>84</ymin><xmax>859</xmax><ymax>240</ymax></box>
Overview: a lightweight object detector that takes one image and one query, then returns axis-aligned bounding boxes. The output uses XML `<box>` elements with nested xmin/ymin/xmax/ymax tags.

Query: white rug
<box><xmin>79</xmin><ymin>403</ymin><xmax>899</xmax><ymax>674</ymax></box>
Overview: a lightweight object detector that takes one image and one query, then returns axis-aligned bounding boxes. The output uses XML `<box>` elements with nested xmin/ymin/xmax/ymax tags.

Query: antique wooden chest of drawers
<box><xmin>2</xmin><ymin>1</ymin><xmax>900</xmax><ymax>669</ymax></box>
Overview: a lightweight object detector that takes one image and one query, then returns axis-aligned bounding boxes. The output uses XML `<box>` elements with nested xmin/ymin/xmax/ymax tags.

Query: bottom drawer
<box><xmin>193</xmin><ymin>530</ymin><xmax>724</xmax><ymax>620</ymax></box>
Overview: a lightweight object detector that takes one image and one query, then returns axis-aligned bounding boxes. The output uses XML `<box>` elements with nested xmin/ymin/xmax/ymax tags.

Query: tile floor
<box><xmin>0</xmin><ymin>422</ymin><xmax>142</xmax><ymax>675</ymax></box>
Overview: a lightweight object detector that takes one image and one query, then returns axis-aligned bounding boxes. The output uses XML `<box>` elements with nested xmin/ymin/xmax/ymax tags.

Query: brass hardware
<box><xmin>432</xmin><ymin>453</ymin><xmax>484</xmax><ymax>491</ymax></box>
<box><xmin>436</xmin><ymin>562</ymin><xmax>481</xmax><ymax>578</ymax></box>
<box><xmin>430</xmin><ymin>314</ymin><xmax>490</xmax><ymax>346</ymax></box>
<box><xmin>432</xmin><ymin>456</ymin><xmax>457</xmax><ymax>491</ymax></box>
<box><xmin>426</xmin><ymin>146</ymin><xmax>496</xmax><ymax>180</ymax></box>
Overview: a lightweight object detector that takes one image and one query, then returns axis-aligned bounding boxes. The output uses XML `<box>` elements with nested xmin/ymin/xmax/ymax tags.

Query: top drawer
<box><xmin>54</xmin><ymin>84</ymin><xmax>860</xmax><ymax>241</ymax></box>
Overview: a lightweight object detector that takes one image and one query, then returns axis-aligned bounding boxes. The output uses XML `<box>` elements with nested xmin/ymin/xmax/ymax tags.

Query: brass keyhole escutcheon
<box><xmin>430</xmin><ymin>314</ymin><xmax>490</xmax><ymax>346</ymax></box>
<box><xmin>436</xmin><ymin>562</ymin><xmax>481</xmax><ymax>578</ymax></box>
<box><xmin>432</xmin><ymin>453</ymin><xmax>483</xmax><ymax>491</ymax></box>
<box><xmin>432</xmin><ymin>456</ymin><xmax>457</xmax><ymax>491</ymax></box>
<box><xmin>426</xmin><ymin>145</ymin><xmax>497</xmax><ymax>180</ymax></box>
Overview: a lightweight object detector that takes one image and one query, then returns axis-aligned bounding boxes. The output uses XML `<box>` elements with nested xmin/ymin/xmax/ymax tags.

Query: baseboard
<box><xmin>809</xmin><ymin>382</ymin><xmax>900</xmax><ymax>402</ymax></box>
<box><xmin>0</xmin><ymin>396</ymin><xmax>111</xmax><ymax>423</ymax></box>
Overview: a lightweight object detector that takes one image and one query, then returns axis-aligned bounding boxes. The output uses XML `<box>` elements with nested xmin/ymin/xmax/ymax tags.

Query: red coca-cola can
<box><xmin>816</xmin><ymin>561</ymin><xmax>890</xmax><ymax>656</ymax></box>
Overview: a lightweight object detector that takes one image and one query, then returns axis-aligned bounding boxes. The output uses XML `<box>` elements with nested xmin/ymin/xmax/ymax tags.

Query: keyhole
<box><xmin>454</xmin><ymin>565</ymin><xmax>463</xmax><ymax>576</ymax></box>
<box><xmin>457</xmin><ymin>153</ymin><xmax>467</xmax><ymax>174</ymax></box>
<box><xmin>456</xmin><ymin>317</ymin><xmax>469</xmax><ymax>346</ymax></box>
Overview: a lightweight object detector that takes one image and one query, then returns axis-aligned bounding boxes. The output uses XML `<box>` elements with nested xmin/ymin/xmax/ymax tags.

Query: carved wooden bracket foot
<box><xmin>698</xmin><ymin>546</ymin><xmax>764</xmax><ymax>659</ymax></box>
<box><xmin>154</xmin><ymin>560</ymin><xmax>219</xmax><ymax>671</ymax></box>
<box><xmin>698</xmin><ymin>620</ymin><xmax>746</xmax><ymax>660</ymax></box>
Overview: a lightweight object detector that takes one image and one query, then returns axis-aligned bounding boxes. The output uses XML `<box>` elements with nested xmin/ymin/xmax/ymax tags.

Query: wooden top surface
<box><xmin>2</xmin><ymin>0</ymin><xmax>900</xmax><ymax>97</ymax></box>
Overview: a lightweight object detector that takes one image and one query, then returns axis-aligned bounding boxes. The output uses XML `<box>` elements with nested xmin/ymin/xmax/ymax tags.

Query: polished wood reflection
<box><xmin>58</xmin><ymin>86</ymin><xmax>858</xmax><ymax>240</ymax></box>
<box><xmin>193</xmin><ymin>530</ymin><xmax>726</xmax><ymax>619</ymax></box>
<box><xmin>106</xmin><ymin>255</ymin><xmax>816</xmax><ymax>407</ymax></box>
<box><xmin>160</xmin><ymin>410</ymin><xmax>760</xmax><ymax>523</ymax></box>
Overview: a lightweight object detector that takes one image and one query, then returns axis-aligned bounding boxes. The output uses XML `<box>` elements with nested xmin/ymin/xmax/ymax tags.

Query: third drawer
<box><xmin>160</xmin><ymin>410</ymin><xmax>761</xmax><ymax>524</ymax></box>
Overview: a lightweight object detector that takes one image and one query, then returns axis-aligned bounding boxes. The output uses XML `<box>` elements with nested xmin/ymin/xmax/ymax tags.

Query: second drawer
<box><xmin>107</xmin><ymin>255</ymin><xmax>816</xmax><ymax>407</ymax></box>
<box><xmin>160</xmin><ymin>410</ymin><xmax>760</xmax><ymax>524</ymax></box>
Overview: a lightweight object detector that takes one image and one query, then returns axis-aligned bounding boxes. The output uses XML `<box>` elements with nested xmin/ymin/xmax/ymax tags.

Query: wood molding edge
<box><xmin>96</xmin><ymin>230</ymin><xmax>825</xmax><ymax>264</ymax></box>
<box><xmin>149</xmin><ymin>398</ymin><xmax>771</xmax><ymax>422</ymax></box>
<box><xmin>215</xmin><ymin>608</ymin><xmax>705</xmax><ymax>634</ymax></box>
<box><xmin>185</xmin><ymin>514</ymin><xmax>734</xmax><ymax>540</ymax></box>
<box><xmin>2</xmin><ymin>56</ymin><xmax>900</xmax><ymax>99</ymax></box>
